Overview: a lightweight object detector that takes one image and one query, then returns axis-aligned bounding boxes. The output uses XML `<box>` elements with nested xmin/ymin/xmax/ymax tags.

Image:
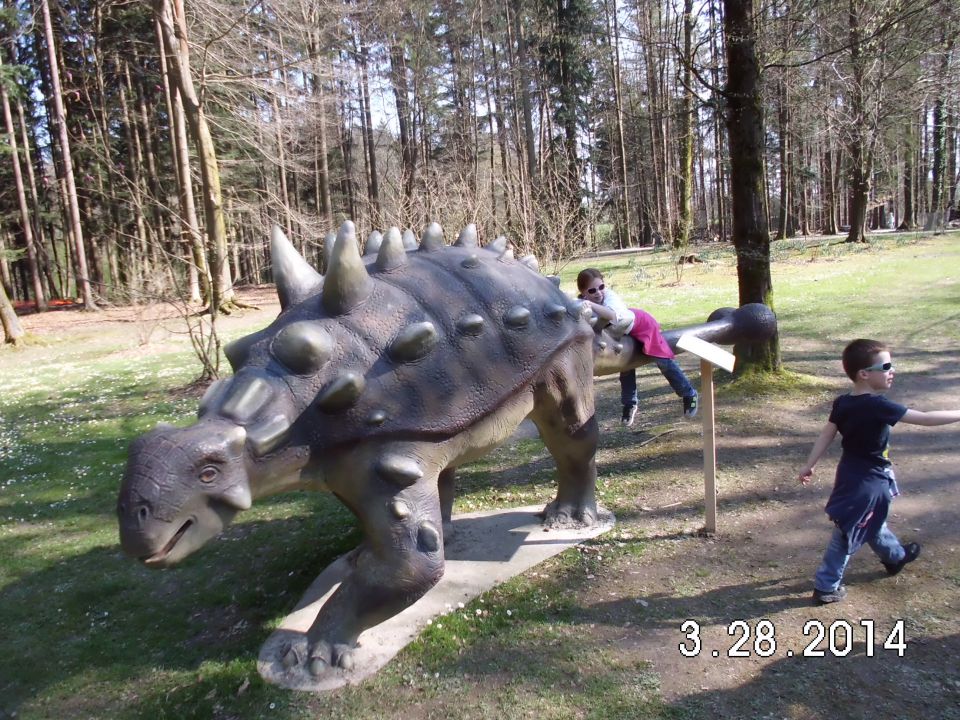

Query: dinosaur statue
<box><xmin>116</xmin><ymin>221</ymin><xmax>776</xmax><ymax>677</ymax></box>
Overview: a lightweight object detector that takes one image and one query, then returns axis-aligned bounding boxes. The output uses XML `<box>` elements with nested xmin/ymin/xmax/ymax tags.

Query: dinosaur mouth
<box><xmin>143</xmin><ymin>518</ymin><xmax>194</xmax><ymax>565</ymax></box>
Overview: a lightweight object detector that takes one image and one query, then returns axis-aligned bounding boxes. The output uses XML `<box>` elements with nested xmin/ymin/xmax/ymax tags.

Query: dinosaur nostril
<box><xmin>138</xmin><ymin>506</ymin><xmax>149</xmax><ymax>524</ymax></box>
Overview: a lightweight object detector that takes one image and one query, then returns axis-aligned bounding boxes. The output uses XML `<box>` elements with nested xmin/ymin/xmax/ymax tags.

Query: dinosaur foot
<box><xmin>280</xmin><ymin>636</ymin><xmax>357</xmax><ymax>676</ymax></box>
<box><xmin>540</xmin><ymin>499</ymin><xmax>598</xmax><ymax>528</ymax></box>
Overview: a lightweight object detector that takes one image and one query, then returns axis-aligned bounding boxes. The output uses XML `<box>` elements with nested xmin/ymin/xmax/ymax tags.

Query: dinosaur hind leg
<box><xmin>529</xmin><ymin>343</ymin><xmax>599</xmax><ymax>526</ymax></box>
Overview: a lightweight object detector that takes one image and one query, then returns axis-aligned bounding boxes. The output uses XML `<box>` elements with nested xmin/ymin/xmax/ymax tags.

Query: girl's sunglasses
<box><xmin>586</xmin><ymin>284</ymin><xmax>605</xmax><ymax>295</ymax></box>
<box><xmin>864</xmin><ymin>362</ymin><xmax>894</xmax><ymax>372</ymax></box>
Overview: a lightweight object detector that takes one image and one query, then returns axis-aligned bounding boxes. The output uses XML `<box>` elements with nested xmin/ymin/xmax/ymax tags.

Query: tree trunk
<box><xmin>675</xmin><ymin>0</ymin><xmax>695</xmax><ymax>249</ymax></box>
<box><xmin>389</xmin><ymin>38</ymin><xmax>416</xmax><ymax>214</ymax></box>
<box><xmin>357</xmin><ymin>43</ymin><xmax>380</xmax><ymax>226</ymax></box>
<box><xmin>1</xmin><ymin>54</ymin><xmax>47</xmax><ymax>311</ymax></box>
<box><xmin>157</xmin><ymin>15</ymin><xmax>205</xmax><ymax>302</ymax></box>
<box><xmin>40</xmin><ymin>0</ymin><xmax>97</xmax><ymax>309</ymax></box>
<box><xmin>723</xmin><ymin>0</ymin><xmax>780</xmax><ymax>373</ymax></box>
<box><xmin>155</xmin><ymin>0</ymin><xmax>234</xmax><ymax>317</ymax></box>
<box><xmin>0</xmin><ymin>276</ymin><xmax>25</xmax><ymax>345</ymax></box>
<box><xmin>511</xmin><ymin>0</ymin><xmax>537</xmax><ymax>188</ymax></box>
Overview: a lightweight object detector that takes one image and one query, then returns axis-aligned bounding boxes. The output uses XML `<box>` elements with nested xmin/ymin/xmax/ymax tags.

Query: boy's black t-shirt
<box><xmin>828</xmin><ymin>392</ymin><xmax>907</xmax><ymax>468</ymax></box>
<box><xmin>824</xmin><ymin>392</ymin><xmax>907</xmax><ymax>548</ymax></box>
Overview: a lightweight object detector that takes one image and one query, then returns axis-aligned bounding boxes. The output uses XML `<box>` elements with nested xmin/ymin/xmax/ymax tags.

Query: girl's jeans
<box><xmin>619</xmin><ymin>358</ymin><xmax>695</xmax><ymax>407</ymax></box>
<box><xmin>814</xmin><ymin>522</ymin><xmax>906</xmax><ymax>592</ymax></box>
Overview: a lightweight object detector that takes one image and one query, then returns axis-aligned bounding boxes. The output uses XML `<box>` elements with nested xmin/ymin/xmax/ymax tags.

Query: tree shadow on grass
<box><xmin>0</xmin><ymin>505</ymin><xmax>359</xmax><ymax>719</ymax></box>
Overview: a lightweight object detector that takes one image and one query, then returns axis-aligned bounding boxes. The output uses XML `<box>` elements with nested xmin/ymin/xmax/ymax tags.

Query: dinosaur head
<box><xmin>117</xmin><ymin>419</ymin><xmax>253</xmax><ymax>567</ymax></box>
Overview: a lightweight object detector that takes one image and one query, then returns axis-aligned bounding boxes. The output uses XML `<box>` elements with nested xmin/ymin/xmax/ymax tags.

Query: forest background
<box><xmin>0</xmin><ymin>0</ymin><xmax>958</xmax><ymax>354</ymax></box>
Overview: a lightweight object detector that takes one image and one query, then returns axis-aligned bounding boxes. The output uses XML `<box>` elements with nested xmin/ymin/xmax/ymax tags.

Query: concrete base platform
<box><xmin>258</xmin><ymin>504</ymin><xmax>615</xmax><ymax>692</ymax></box>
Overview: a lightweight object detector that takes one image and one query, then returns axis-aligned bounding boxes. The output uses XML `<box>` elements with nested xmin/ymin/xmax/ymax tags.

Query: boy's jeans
<box><xmin>620</xmin><ymin>358</ymin><xmax>696</xmax><ymax>407</ymax></box>
<box><xmin>814</xmin><ymin>522</ymin><xmax>906</xmax><ymax>592</ymax></box>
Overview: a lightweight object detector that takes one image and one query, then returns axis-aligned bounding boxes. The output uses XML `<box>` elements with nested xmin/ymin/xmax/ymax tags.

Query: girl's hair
<box><xmin>841</xmin><ymin>338</ymin><xmax>888</xmax><ymax>380</ymax></box>
<box><xmin>576</xmin><ymin>268</ymin><xmax>604</xmax><ymax>292</ymax></box>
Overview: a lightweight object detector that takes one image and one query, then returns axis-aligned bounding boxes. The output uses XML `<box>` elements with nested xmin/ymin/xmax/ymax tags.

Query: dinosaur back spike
<box><xmin>322</xmin><ymin>221</ymin><xmax>372</xmax><ymax>315</ymax></box>
<box><xmin>420</xmin><ymin>223</ymin><xmax>445</xmax><ymax>252</ymax></box>
<box><xmin>376</xmin><ymin>227</ymin><xmax>407</xmax><ymax>271</ymax></box>
<box><xmin>271</xmin><ymin>226</ymin><xmax>323</xmax><ymax>309</ymax></box>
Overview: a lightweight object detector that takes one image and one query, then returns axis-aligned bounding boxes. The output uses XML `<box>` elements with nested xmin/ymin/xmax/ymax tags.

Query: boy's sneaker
<box><xmin>812</xmin><ymin>585</ymin><xmax>847</xmax><ymax>605</ymax></box>
<box><xmin>621</xmin><ymin>405</ymin><xmax>637</xmax><ymax>427</ymax></box>
<box><xmin>683</xmin><ymin>392</ymin><xmax>699</xmax><ymax>418</ymax></box>
<box><xmin>883</xmin><ymin>542</ymin><xmax>921</xmax><ymax>576</ymax></box>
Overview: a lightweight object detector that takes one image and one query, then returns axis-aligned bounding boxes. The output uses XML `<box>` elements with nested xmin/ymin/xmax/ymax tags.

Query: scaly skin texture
<box><xmin>116</xmin><ymin>221</ymin><xmax>776</xmax><ymax>678</ymax></box>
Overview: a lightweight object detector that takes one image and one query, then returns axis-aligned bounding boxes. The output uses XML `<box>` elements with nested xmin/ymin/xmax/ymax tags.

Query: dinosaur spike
<box><xmin>364</xmin><ymin>230</ymin><xmax>383</xmax><ymax>256</ymax></box>
<box><xmin>271</xmin><ymin>321</ymin><xmax>333</xmax><ymax>374</ymax></box>
<box><xmin>547</xmin><ymin>275</ymin><xmax>562</xmax><ymax>287</ymax></box>
<box><xmin>223</xmin><ymin>424</ymin><xmax>247</xmax><ymax>455</ymax></box>
<box><xmin>487</xmin><ymin>236</ymin><xmax>508</xmax><ymax>254</ymax></box>
<box><xmin>220</xmin><ymin>481</ymin><xmax>252</xmax><ymax>511</ymax></box>
<box><xmin>367</xmin><ymin>409</ymin><xmax>387</xmax><ymax>426</ymax></box>
<box><xmin>315</xmin><ymin>371</ymin><xmax>365</xmax><ymax>412</ymax></box>
<box><xmin>401</xmin><ymin>228</ymin><xmax>419</xmax><ymax>250</ymax></box>
<box><xmin>271</xmin><ymin>225</ymin><xmax>323</xmax><ymax>310</ymax></box>
<box><xmin>376</xmin><ymin>455</ymin><xmax>424</xmax><ymax>486</ymax></box>
<box><xmin>322</xmin><ymin>231</ymin><xmax>336</xmax><ymax>271</ymax></box>
<box><xmin>322</xmin><ymin>221</ymin><xmax>372</xmax><ymax>315</ymax></box>
<box><xmin>498</xmin><ymin>247</ymin><xmax>515</xmax><ymax>262</ymax></box>
<box><xmin>376</xmin><ymin>227</ymin><xmax>407</xmax><ymax>272</ymax></box>
<box><xmin>545</xmin><ymin>303</ymin><xmax>566</xmax><ymax>322</ymax></box>
<box><xmin>420</xmin><ymin>222</ymin><xmax>445</xmax><ymax>252</ymax></box>
<box><xmin>454</xmin><ymin>224</ymin><xmax>478</xmax><ymax>248</ymax></box>
<box><xmin>519</xmin><ymin>254</ymin><xmax>539</xmax><ymax>272</ymax></box>
<box><xmin>570</xmin><ymin>300</ymin><xmax>593</xmax><ymax>321</ymax></box>
<box><xmin>417</xmin><ymin>521</ymin><xmax>441</xmax><ymax>552</ymax></box>
<box><xmin>504</xmin><ymin>306</ymin><xmax>531</xmax><ymax>328</ymax></box>
<box><xmin>389</xmin><ymin>499</ymin><xmax>411</xmax><ymax>519</ymax></box>
<box><xmin>198</xmin><ymin>379</ymin><xmax>229</xmax><ymax>417</ymax></box>
<box><xmin>461</xmin><ymin>254</ymin><xmax>480</xmax><ymax>269</ymax></box>
<box><xmin>224</xmin><ymin>329</ymin><xmax>265</xmax><ymax>372</ymax></box>
<box><xmin>247</xmin><ymin>413</ymin><xmax>292</xmax><ymax>456</ymax></box>
<box><xmin>456</xmin><ymin>313</ymin><xmax>485</xmax><ymax>335</ymax></box>
<box><xmin>221</xmin><ymin>375</ymin><xmax>272</xmax><ymax>423</ymax></box>
<box><xmin>389</xmin><ymin>322</ymin><xmax>439</xmax><ymax>362</ymax></box>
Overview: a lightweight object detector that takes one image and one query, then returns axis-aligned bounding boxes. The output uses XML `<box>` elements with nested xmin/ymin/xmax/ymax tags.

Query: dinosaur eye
<box><xmin>199</xmin><ymin>465</ymin><xmax>219</xmax><ymax>483</ymax></box>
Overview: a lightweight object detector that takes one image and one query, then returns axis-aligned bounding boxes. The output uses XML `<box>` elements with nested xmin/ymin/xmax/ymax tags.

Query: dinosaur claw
<box><xmin>308</xmin><ymin>657</ymin><xmax>328</xmax><ymax>676</ymax></box>
<box><xmin>333</xmin><ymin>644</ymin><xmax>355</xmax><ymax>670</ymax></box>
<box><xmin>282</xmin><ymin>644</ymin><xmax>301</xmax><ymax>669</ymax></box>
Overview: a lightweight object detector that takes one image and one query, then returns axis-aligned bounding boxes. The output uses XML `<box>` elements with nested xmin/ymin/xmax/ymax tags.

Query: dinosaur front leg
<box><xmin>299</xmin><ymin>461</ymin><xmax>445</xmax><ymax>676</ymax></box>
<box><xmin>529</xmin><ymin>344</ymin><xmax>599</xmax><ymax>526</ymax></box>
<box><xmin>438</xmin><ymin>467</ymin><xmax>457</xmax><ymax>542</ymax></box>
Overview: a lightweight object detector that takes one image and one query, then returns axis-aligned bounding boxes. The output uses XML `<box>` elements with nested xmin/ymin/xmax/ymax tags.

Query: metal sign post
<box><xmin>676</xmin><ymin>334</ymin><xmax>736</xmax><ymax>534</ymax></box>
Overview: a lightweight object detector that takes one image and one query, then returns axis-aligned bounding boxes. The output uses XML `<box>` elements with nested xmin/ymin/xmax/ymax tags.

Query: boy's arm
<box><xmin>798</xmin><ymin>421</ymin><xmax>838</xmax><ymax>485</ymax></box>
<box><xmin>900</xmin><ymin>409</ymin><xmax>960</xmax><ymax>426</ymax></box>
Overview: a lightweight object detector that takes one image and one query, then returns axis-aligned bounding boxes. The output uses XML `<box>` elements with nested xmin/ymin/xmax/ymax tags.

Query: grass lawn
<box><xmin>2</xmin><ymin>230</ymin><xmax>959</xmax><ymax>720</ymax></box>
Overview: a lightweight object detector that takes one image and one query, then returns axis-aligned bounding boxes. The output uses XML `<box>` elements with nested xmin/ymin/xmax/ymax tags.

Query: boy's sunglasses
<box><xmin>863</xmin><ymin>362</ymin><xmax>894</xmax><ymax>372</ymax></box>
<box><xmin>586</xmin><ymin>284</ymin><xmax>605</xmax><ymax>295</ymax></box>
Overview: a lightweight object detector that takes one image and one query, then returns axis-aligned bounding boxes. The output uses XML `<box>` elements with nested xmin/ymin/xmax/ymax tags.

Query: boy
<box><xmin>798</xmin><ymin>338</ymin><xmax>960</xmax><ymax>604</ymax></box>
<box><xmin>576</xmin><ymin>268</ymin><xmax>698</xmax><ymax>425</ymax></box>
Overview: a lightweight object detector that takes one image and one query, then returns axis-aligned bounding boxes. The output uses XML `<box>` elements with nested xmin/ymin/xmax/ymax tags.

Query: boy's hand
<box><xmin>798</xmin><ymin>466</ymin><xmax>814</xmax><ymax>485</ymax></box>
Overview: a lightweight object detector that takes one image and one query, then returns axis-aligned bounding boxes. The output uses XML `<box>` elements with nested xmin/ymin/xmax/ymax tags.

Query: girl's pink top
<box><xmin>628</xmin><ymin>308</ymin><xmax>675</xmax><ymax>359</ymax></box>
